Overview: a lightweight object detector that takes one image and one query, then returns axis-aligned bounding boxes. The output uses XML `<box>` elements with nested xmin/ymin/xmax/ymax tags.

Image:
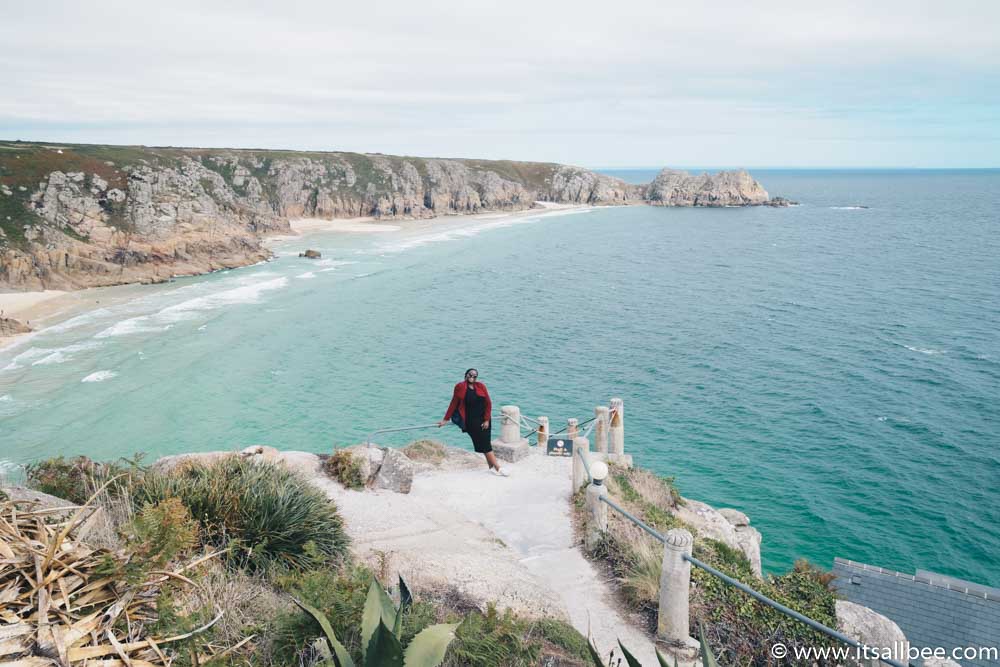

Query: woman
<box><xmin>437</xmin><ymin>368</ymin><xmax>509</xmax><ymax>476</ymax></box>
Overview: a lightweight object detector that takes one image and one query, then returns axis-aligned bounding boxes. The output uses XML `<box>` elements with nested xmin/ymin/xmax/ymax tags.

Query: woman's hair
<box><xmin>464</xmin><ymin>368</ymin><xmax>478</xmax><ymax>378</ymax></box>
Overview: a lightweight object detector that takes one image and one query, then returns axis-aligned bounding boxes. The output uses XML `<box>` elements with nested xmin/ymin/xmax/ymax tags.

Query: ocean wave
<box><xmin>7</xmin><ymin>341</ymin><xmax>104</xmax><ymax>367</ymax></box>
<box><xmin>314</xmin><ymin>259</ymin><xmax>357</xmax><ymax>268</ymax></box>
<box><xmin>95</xmin><ymin>316</ymin><xmax>172</xmax><ymax>338</ymax></box>
<box><xmin>94</xmin><ymin>276</ymin><xmax>290</xmax><ymax>338</ymax></box>
<box><xmin>0</xmin><ymin>394</ymin><xmax>11</xmax><ymax>402</ymax></box>
<box><xmin>43</xmin><ymin>308</ymin><xmax>114</xmax><ymax>334</ymax></box>
<box><xmin>297</xmin><ymin>271</ymin><xmax>316</xmax><ymax>279</ymax></box>
<box><xmin>157</xmin><ymin>276</ymin><xmax>289</xmax><ymax>319</ymax></box>
<box><xmin>81</xmin><ymin>370</ymin><xmax>117</xmax><ymax>383</ymax></box>
<box><xmin>830</xmin><ymin>205</ymin><xmax>870</xmax><ymax>210</ymax></box>
<box><xmin>902</xmin><ymin>344</ymin><xmax>946</xmax><ymax>355</ymax></box>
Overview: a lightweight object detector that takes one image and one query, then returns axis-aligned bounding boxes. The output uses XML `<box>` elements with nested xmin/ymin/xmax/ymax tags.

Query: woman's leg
<box><xmin>485</xmin><ymin>451</ymin><xmax>500</xmax><ymax>469</ymax></box>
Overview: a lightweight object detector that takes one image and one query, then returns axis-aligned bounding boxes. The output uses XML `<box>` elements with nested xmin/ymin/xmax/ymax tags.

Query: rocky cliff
<box><xmin>0</xmin><ymin>141</ymin><xmax>787</xmax><ymax>290</ymax></box>
<box><xmin>645</xmin><ymin>167</ymin><xmax>790</xmax><ymax>207</ymax></box>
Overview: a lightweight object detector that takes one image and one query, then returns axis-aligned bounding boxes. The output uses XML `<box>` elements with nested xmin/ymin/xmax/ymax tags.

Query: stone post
<box><xmin>571</xmin><ymin>437</ymin><xmax>590</xmax><ymax>493</ymax></box>
<box><xmin>536</xmin><ymin>416</ymin><xmax>549</xmax><ymax>450</ymax></box>
<box><xmin>609</xmin><ymin>398</ymin><xmax>632</xmax><ymax>467</ymax></box>
<box><xmin>658</xmin><ymin>529</ymin><xmax>698</xmax><ymax>651</ymax></box>
<box><xmin>567</xmin><ymin>418</ymin><xmax>579</xmax><ymax>442</ymax></box>
<box><xmin>501</xmin><ymin>405</ymin><xmax>521</xmax><ymax>443</ymax></box>
<box><xmin>584</xmin><ymin>477</ymin><xmax>608</xmax><ymax>551</ymax></box>
<box><xmin>491</xmin><ymin>405</ymin><xmax>530</xmax><ymax>462</ymax></box>
<box><xmin>594</xmin><ymin>406</ymin><xmax>610</xmax><ymax>454</ymax></box>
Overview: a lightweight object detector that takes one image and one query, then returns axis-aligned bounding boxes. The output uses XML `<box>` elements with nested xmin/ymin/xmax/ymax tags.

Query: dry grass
<box><xmin>175</xmin><ymin>560</ymin><xmax>291</xmax><ymax>660</ymax></box>
<box><xmin>0</xmin><ymin>493</ymin><xmax>231</xmax><ymax>667</ymax></box>
<box><xmin>401</xmin><ymin>439</ymin><xmax>447</xmax><ymax>464</ymax></box>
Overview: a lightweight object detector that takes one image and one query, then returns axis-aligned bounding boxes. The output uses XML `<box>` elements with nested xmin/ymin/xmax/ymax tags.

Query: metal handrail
<box><xmin>596</xmin><ymin>496</ymin><xmax>910</xmax><ymax>667</ymax></box>
<box><xmin>575</xmin><ymin>446</ymin><xmax>593</xmax><ymax>484</ymax></box>
<box><xmin>365</xmin><ymin>423</ymin><xmax>443</xmax><ymax>446</ymax></box>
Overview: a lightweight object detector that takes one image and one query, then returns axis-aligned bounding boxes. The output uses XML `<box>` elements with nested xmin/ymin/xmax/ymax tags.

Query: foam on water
<box><xmin>81</xmin><ymin>370</ymin><xmax>117</xmax><ymax>383</ymax></box>
<box><xmin>95</xmin><ymin>276</ymin><xmax>289</xmax><ymax>337</ymax></box>
<box><xmin>15</xmin><ymin>341</ymin><xmax>104</xmax><ymax>367</ymax></box>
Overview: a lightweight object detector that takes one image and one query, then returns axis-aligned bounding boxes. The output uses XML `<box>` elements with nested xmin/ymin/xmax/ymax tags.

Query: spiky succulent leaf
<box><xmin>401</xmin><ymin>623</ymin><xmax>459</xmax><ymax>667</ymax></box>
<box><xmin>366</xmin><ymin>619</ymin><xmax>404</xmax><ymax>667</ymax></box>
<box><xmin>292</xmin><ymin>597</ymin><xmax>355</xmax><ymax>667</ymax></box>
<box><xmin>699</xmin><ymin>625</ymin><xmax>719</xmax><ymax>667</ymax></box>
<box><xmin>617</xmin><ymin>639</ymin><xmax>643</xmax><ymax>667</ymax></box>
<box><xmin>399</xmin><ymin>575</ymin><xmax>413</xmax><ymax>610</ymax></box>
<box><xmin>362</xmin><ymin>578</ymin><xmax>398</xmax><ymax>656</ymax></box>
<box><xmin>585</xmin><ymin>637</ymin><xmax>604</xmax><ymax>666</ymax></box>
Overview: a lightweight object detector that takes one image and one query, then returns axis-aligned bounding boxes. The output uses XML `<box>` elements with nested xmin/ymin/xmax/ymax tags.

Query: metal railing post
<box><xmin>572</xmin><ymin>438</ymin><xmax>591</xmax><ymax>493</ymax></box>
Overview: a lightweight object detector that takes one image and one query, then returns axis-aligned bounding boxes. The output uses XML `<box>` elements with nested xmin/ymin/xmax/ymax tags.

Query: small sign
<box><xmin>547</xmin><ymin>437</ymin><xmax>573</xmax><ymax>457</ymax></box>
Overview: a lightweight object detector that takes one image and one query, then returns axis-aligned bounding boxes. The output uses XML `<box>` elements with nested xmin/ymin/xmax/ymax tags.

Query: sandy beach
<box><xmin>288</xmin><ymin>217</ymin><xmax>402</xmax><ymax>234</ymax></box>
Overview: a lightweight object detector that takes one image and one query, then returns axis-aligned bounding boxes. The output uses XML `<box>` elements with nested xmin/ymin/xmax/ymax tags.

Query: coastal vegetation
<box><xmin>324</xmin><ymin>449</ymin><xmax>367</xmax><ymax>490</ymax></box>
<box><xmin>4</xmin><ymin>453</ymin><xmax>601</xmax><ymax>667</ymax></box>
<box><xmin>575</xmin><ymin>462</ymin><xmax>840</xmax><ymax>666</ymax></box>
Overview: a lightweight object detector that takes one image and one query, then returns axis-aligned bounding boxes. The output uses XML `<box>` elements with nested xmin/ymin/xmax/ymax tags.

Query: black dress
<box><xmin>463</xmin><ymin>384</ymin><xmax>493</xmax><ymax>453</ymax></box>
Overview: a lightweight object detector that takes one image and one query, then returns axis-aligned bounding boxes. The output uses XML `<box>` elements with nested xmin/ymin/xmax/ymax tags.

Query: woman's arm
<box><xmin>438</xmin><ymin>384</ymin><xmax>460</xmax><ymax>426</ymax></box>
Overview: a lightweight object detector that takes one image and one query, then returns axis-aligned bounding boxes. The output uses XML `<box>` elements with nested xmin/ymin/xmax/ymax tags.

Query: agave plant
<box><xmin>584</xmin><ymin>625</ymin><xmax>717</xmax><ymax>667</ymax></box>
<box><xmin>294</xmin><ymin>575</ymin><xmax>459</xmax><ymax>667</ymax></box>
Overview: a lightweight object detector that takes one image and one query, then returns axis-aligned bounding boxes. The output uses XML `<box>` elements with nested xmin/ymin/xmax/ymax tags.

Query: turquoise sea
<box><xmin>1</xmin><ymin>169</ymin><xmax>998</xmax><ymax>586</ymax></box>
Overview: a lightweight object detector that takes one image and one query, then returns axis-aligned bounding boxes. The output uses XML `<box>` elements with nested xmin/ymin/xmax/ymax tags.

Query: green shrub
<box><xmin>445</xmin><ymin>604</ymin><xmax>540</xmax><ymax>667</ymax></box>
<box><xmin>135</xmin><ymin>457</ymin><xmax>349</xmax><ymax>572</ymax></box>
<box><xmin>25</xmin><ymin>456</ymin><xmax>112</xmax><ymax>503</ymax></box>
<box><xmin>324</xmin><ymin>449</ymin><xmax>366</xmax><ymax>489</ymax></box>
<box><xmin>119</xmin><ymin>497</ymin><xmax>199</xmax><ymax>583</ymax></box>
<box><xmin>691</xmin><ymin>542</ymin><xmax>838</xmax><ymax>665</ymax></box>
<box><xmin>275</xmin><ymin>566</ymin><xmax>455</xmax><ymax>667</ymax></box>
<box><xmin>531</xmin><ymin>618</ymin><xmax>593</xmax><ymax>665</ymax></box>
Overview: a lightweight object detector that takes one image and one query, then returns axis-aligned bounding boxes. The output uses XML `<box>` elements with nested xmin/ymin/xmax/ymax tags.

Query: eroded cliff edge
<box><xmin>0</xmin><ymin>141</ymin><xmax>789</xmax><ymax>290</ymax></box>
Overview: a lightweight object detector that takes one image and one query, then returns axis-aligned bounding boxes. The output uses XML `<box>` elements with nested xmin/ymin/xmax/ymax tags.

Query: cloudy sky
<box><xmin>2</xmin><ymin>0</ymin><xmax>998</xmax><ymax>167</ymax></box>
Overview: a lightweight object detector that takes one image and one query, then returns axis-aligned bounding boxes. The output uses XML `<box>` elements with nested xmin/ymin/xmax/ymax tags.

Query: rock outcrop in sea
<box><xmin>646</xmin><ymin>167</ymin><xmax>782</xmax><ymax>207</ymax></box>
<box><xmin>0</xmin><ymin>141</ymin><xmax>790</xmax><ymax>290</ymax></box>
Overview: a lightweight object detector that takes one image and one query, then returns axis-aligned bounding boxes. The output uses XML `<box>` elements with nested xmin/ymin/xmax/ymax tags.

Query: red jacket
<box><xmin>444</xmin><ymin>381</ymin><xmax>492</xmax><ymax>427</ymax></box>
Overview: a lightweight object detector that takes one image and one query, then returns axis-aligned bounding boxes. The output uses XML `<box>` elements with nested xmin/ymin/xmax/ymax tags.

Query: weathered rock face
<box><xmin>677</xmin><ymin>498</ymin><xmax>763</xmax><ymax>578</ymax></box>
<box><xmin>719</xmin><ymin>508</ymin><xmax>763</xmax><ymax>578</ymax></box>
<box><xmin>0</xmin><ymin>141</ymin><xmax>788</xmax><ymax>290</ymax></box>
<box><xmin>645</xmin><ymin>168</ymin><xmax>785</xmax><ymax>207</ymax></box>
<box><xmin>334</xmin><ymin>445</ymin><xmax>416</xmax><ymax>494</ymax></box>
<box><xmin>836</xmin><ymin>600</ymin><xmax>910</xmax><ymax>663</ymax></box>
<box><xmin>0</xmin><ymin>316</ymin><xmax>31</xmax><ymax>336</ymax></box>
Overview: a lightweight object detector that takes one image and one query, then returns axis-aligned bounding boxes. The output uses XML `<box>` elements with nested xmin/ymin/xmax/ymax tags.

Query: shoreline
<box><xmin>0</xmin><ymin>202</ymin><xmax>594</xmax><ymax>350</ymax></box>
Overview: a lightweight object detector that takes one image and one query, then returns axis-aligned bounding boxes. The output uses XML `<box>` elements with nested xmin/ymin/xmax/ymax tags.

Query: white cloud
<box><xmin>2</xmin><ymin>0</ymin><xmax>998</xmax><ymax>166</ymax></box>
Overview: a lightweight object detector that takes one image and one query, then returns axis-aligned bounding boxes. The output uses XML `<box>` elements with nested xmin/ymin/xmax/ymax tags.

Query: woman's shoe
<box><xmin>491</xmin><ymin>467</ymin><xmax>510</xmax><ymax>477</ymax></box>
